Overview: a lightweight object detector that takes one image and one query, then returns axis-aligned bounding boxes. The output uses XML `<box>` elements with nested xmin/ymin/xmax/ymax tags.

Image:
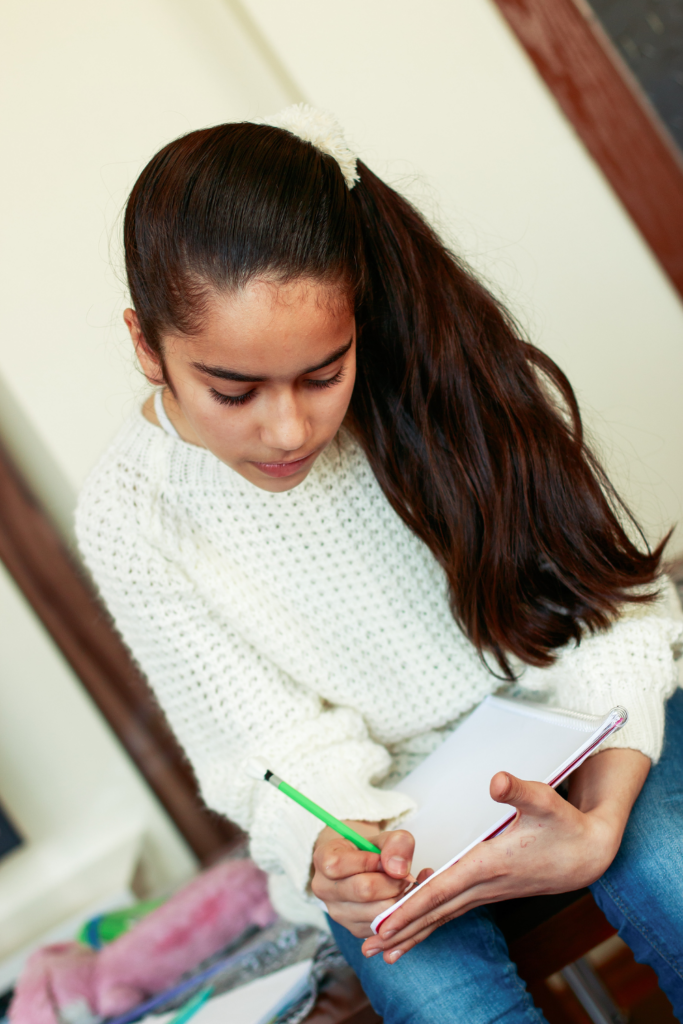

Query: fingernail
<box><xmin>388</xmin><ymin>856</ymin><xmax>407</xmax><ymax>873</ymax></box>
<box><xmin>364</xmin><ymin>947</ymin><xmax>380</xmax><ymax>958</ymax></box>
<box><xmin>387</xmin><ymin>950</ymin><xmax>403</xmax><ymax>963</ymax></box>
<box><xmin>382</xmin><ymin>929</ymin><xmax>396</xmax><ymax>939</ymax></box>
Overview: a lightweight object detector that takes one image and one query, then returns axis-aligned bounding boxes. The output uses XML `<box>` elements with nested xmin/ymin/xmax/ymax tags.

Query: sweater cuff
<box><xmin>597</xmin><ymin>684</ymin><xmax>670</xmax><ymax>762</ymax></box>
<box><xmin>548</xmin><ymin>616</ymin><xmax>683</xmax><ymax>763</ymax></box>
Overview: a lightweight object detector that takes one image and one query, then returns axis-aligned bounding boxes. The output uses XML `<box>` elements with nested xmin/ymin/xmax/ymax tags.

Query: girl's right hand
<box><xmin>311</xmin><ymin>821</ymin><xmax>417</xmax><ymax>937</ymax></box>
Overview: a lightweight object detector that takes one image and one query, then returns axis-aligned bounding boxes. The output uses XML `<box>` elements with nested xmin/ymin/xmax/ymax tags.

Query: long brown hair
<box><xmin>124</xmin><ymin>122</ymin><xmax>667</xmax><ymax>676</ymax></box>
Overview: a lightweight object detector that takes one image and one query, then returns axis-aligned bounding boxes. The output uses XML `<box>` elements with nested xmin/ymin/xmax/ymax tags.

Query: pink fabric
<box><xmin>8</xmin><ymin>944</ymin><xmax>97</xmax><ymax>1024</ymax></box>
<box><xmin>9</xmin><ymin>859</ymin><xmax>276</xmax><ymax>1023</ymax></box>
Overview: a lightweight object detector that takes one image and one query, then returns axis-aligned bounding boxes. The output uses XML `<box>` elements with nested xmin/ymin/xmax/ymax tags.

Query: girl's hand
<box><xmin>311</xmin><ymin>821</ymin><xmax>419</xmax><ymax>937</ymax></box>
<box><xmin>362</xmin><ymin>748</ymin><xmax>650</xmax><ymax>963</ymax></box>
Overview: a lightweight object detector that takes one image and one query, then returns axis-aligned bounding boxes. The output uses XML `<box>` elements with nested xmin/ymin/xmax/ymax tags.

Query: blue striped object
<box><xmin>167</xmin><ymin>985</ymin><xmax>214</xmax><ymax>1024</ymax></box>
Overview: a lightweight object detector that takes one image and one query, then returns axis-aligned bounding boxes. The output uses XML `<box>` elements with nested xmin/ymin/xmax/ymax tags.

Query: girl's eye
<box><xmin>210</xmin><ymin>387</ymin><xmax>256</xmax><ymax>407</ymax></box>
<box><xmin>306</xmin><ymin>368</ymin><xmax>345</xmax><ymax>390</ymax></box>
<box><xmin>209</xmin><ymin>368</ymin><xmax>345</xmax><ymax>407</ymax></box>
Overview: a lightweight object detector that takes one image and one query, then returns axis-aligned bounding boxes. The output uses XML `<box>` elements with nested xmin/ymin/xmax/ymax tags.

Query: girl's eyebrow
<box><xmin>192</xmin><ymin>338</ymin><xmax>353</xmax><ymax>384</ymax></box>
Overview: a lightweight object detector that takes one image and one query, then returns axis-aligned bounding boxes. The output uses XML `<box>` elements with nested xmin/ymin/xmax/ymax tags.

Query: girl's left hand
<box><xmin>362</xmin><ymin>749</ymin><xmax>649</xmax><ymax>964</ymax></box>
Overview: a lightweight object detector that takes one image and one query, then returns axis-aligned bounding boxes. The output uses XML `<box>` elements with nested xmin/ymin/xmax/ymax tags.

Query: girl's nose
<box><xmin>260</xmin><ymin>391</ymin><xmax>311</xmax><ymax>453</ymax></box>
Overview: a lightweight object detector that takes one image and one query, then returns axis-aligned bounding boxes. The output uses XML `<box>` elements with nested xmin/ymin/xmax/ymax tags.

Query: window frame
<box><xmin>492</xmin><ymin>0</ymin><xmax>683</xmax><ymax>300</ymax></box>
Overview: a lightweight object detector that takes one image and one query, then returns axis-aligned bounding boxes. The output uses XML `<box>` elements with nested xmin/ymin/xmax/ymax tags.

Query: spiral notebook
<box><xmin>371</xmin><ymin>695</ymin><xmax>627</xmax><ymax>932</ymax></box>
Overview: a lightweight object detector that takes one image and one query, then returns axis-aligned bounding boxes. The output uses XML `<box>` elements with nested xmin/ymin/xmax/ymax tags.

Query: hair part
<box><xmin>124</xmin><ymin>122</ymin><xmax>668</xmax><ymax>676</ymax></box>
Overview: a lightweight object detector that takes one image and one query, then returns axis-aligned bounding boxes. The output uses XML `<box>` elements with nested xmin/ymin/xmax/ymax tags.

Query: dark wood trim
<box><xmin>491</xmin><ymin>0</ymin><xmax>683</xmax><ymax>300</ymax></box>
<box><xmin>0</xmin><ymin>439</ymin><xmax>243</xmax><ymax>863</ymax></box>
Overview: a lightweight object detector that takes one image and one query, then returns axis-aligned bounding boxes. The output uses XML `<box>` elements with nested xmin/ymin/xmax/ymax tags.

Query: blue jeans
<box><xmin>329</xmin><ymin>688</ymin><xmax>683</xmax><ymax>1023</ymax></box>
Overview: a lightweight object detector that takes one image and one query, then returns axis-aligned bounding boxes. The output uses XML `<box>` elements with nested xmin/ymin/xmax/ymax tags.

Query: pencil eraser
<box><xmin>244</xmin><ymin>756</ymin><xmax>271</xmax><ymax>781</ymax></box>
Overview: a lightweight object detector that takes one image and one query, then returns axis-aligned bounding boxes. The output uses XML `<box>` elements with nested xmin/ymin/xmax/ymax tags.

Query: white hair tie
<box><xmin>262</xmin><ymin>103</ymin><xmax>359</xmax><ymax>191</ymax></box>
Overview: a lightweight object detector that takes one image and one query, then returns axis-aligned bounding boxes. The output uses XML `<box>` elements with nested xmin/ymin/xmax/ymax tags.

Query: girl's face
<box><xmin>126</xmin><ymin>278</ymin><xmax>356</xmax><ymax>493</ymax></box>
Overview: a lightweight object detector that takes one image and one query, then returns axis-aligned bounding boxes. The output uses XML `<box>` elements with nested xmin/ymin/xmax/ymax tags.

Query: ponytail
<box><xmin>348</xmin><ymin>161</ymin><xmax>666</xmax><ymax>676</ymax></box>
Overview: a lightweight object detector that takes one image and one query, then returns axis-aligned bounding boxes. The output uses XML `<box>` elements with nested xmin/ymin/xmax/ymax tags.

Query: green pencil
<box><xmin>247</xmin><ymin>759</ymin><xmax>381</xmax><ymax>855</ymax></box>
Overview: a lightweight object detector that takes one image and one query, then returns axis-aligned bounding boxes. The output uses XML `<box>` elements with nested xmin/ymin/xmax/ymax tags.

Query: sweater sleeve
<box><xmin>522</xmin><ymin>582</ymin><xmax>683</xmax><ymax>762</ymax></box>
<box><xmin>75</xmin><ymin>486</ymin><xmax>414</xmax><ymax>897</ymax></box>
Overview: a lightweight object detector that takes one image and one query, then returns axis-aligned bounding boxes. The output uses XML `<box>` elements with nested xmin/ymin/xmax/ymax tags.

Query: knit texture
<box><xmin>76</xmin><ymin>412</ymin><xmax>683</xmax><ymax>922</ymax></box>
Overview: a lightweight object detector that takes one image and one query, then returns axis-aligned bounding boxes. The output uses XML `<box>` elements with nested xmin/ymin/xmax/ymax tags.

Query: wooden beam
<box><xmin>0</xmin><ymin>439</ymin><xmax>243</xmax><ymax>863</ymax></box>
<box><xmin>492</xmin><ymin>0</ymin><xmax>683</xmax><ymax>300</ymax></box>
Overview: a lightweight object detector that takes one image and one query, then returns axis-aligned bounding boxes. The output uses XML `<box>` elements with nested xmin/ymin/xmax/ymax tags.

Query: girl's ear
<box><xmin>124</xmin><ymin>308</ymin><xmax>164</xmax><ymax>386</ymax></box>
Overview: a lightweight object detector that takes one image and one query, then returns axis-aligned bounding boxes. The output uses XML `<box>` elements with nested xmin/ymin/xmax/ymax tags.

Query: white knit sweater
<box><xmin>76</xmin><ymin>410</ymin><xmax>682</xmax><ymax>924</ymax></box>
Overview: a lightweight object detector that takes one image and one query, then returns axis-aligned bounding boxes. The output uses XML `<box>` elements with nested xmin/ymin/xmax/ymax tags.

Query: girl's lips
<box><xmin>251</xmin><ymin>450</ymin><xmax>318</xmax><ymax>478</ymax></box>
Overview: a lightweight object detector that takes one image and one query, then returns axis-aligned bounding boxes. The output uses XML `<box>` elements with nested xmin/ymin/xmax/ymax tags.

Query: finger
<box><xmin>380</xmin><ymin>920</ymin><xmax>442</xmax><ymax>961</ymax></box>
<box><xmin>323</xmin><ymin>869</ymin><xmax>415</xmax><ymax>905</ymax></box>
<box><xmin>353</xmin><ymin>864</ymin><xmax>426</xmax><ymax>910</ymax></box>
<box><xmin>364</xmin><ymin>884</ymin><xmax>497</xmax><ymax>957</ymax></box>
<box><xmin>328</xmin><ymin>895</ymin><xmax>399</xmax><ymax>937</ymax></box>
<box><xmin>371</xmin><ymin>844</ymin><xmax>502</xmax><ymax>940</ymax></box>
<box><xmin>489</xmin><ymin>772</ymin><xmax>558</xmax><ymax>815</ymax></box>
<box><xmin>363</xmin><ymin>911</ymin><xmax>455</xmax><ymax>960</ymax></box>
<box><xmin>374</xmin><ymin>829</ymin><xmax>415</xmax><ymax>878</ymax></box>
<box><xmin>380</xmin><ymin>911</ymin><xmax>464</xmax><ymax>961</ymax></box>
<box><xmin>314</xmin><ymin>838</ymin><xmax>381</xmax><ymax>881</ymax></box>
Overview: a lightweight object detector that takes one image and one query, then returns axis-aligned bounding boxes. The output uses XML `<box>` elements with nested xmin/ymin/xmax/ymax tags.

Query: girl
<box><xmin>76</xmin><ymin>106</ymin><xmax>683</xmax><ymax>1023</ymax></box>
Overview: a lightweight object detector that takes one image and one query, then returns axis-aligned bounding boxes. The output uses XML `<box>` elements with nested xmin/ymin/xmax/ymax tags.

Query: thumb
<box><xmin>374</xmin><ymin>829</ymin><xmax>415</xmax><ymax>879</ymax></box>
<box><xmin>490</xmin><ymin>771</ymin><xmax>554</xmax><ymax>815</ymax></box>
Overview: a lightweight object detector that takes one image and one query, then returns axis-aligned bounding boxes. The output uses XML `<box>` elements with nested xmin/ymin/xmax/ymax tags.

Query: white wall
<box><xmin>243</xmin><ymin>0</ymin><xmax>683</xmax><ymax>554</ymax></box>
<box><xmin>0</xmin><ymin>0</ymin><xmax>292</xmax><ymax>504</ymax></box>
